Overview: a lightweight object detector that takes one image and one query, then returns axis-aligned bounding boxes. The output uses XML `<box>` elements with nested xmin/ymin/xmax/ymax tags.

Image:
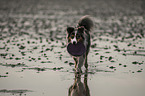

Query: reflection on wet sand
<box><xmin>68</xmin><ymin>70</ymin><xmax>90</xmax><ymax>96</ymax></box>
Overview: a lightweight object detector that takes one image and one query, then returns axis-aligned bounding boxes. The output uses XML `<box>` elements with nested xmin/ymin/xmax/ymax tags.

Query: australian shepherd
<box><xmin>66</xmin><ymin>15</ymin><xmax>94</xmax><ymax>73</ymax></box>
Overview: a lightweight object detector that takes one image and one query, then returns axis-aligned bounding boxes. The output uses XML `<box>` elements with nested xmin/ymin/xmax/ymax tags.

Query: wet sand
<box><xmin>0</xmin><ymin>0</ymin><xmax>145</xmax><ymax>96</ymax></box>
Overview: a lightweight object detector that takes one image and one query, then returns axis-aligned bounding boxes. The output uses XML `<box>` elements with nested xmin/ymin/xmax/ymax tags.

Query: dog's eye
<box><xmin>76</xmin><ymin>35</ymin><xmax>81</xmax><ymax>39</ymax></box>
<box><xmin>71</xmin><ymin>35</ymin><xmax>74</xmax><ymax>38</ymax></box>
<box><xmin>71</xmin><ymin>33</ymin><xmax>75</xmax><ymax>35</ymax></box>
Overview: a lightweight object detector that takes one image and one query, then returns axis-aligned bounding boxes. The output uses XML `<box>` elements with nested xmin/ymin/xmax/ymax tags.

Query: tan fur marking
<box><xmin>77</xmin><ymin>37</ymin><xmax>83</xmax><ymax>42</ymax></box>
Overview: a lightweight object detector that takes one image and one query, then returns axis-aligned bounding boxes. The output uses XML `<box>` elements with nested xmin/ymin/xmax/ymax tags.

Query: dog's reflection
<box><xmin>68</xmin><ymin>70</ymin><xmax>90</xmax><ymax>96</ymax></box>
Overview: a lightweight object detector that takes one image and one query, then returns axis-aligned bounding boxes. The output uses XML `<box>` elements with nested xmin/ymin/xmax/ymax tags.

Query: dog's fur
<box><xmin>66</xmin><ymin>15</ymin><xmax>93</xmax><ymax>73</ymax></box>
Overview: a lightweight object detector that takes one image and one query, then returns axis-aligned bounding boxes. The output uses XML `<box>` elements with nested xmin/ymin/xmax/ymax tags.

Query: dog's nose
<box><xmin>73</xmin><ymin>41</ymin><xmax>76</xmax><ymax>45</ymax></box>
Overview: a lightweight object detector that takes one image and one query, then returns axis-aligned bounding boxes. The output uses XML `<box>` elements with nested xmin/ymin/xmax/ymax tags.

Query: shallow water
<box><xmin>0</xmin><ymin>0</ymin><xmax>145</xmax><ymax>96</ymax></box>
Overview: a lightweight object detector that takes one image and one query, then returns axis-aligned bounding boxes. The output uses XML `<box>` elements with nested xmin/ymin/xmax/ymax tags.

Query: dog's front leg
<box><xmin>73</xmin><ymin>57</ymin><xmax>78</xmax><ymax>68</ymax></box>
<box><xmin>76</xmin><ymin>55</ymin><xmax>85</xmax><ymax>73</ymax></box>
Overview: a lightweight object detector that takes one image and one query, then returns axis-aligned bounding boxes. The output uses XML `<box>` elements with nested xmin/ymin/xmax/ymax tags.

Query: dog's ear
<box><xmin>78</xmin><ymin>27</ymin><xmax>84</xmax><ymax>33</ymax></box>
<box><xmin>67</xmin><ymin>27</ymin><xmax>74</xmax><ymax>34</ymax></box>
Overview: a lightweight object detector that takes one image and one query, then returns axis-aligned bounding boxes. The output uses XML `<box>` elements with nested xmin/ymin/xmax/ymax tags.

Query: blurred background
<box><xmin>0</xmin><ymin>0</ymin><xmax>145</xmax><ymax>40</ymax></box>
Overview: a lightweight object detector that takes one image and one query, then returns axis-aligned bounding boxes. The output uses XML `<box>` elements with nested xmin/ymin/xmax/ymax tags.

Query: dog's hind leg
<box><xmin>84</xmin><ymin>56</ymin><xmax>88</xmax><ymax>69</ymax></box>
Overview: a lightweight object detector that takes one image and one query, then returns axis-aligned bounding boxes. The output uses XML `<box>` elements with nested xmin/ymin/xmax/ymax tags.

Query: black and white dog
<box><xmin>66</xmin><ymin>15</ymin><xmax>93</xmax><ymax>73</ymax></box>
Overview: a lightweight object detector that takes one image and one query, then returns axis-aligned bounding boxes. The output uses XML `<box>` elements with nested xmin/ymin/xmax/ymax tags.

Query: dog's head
<box><xmin>66</xmin><ymin>26</ymin><xmax>85</xmax><ymax>44</ymax></box>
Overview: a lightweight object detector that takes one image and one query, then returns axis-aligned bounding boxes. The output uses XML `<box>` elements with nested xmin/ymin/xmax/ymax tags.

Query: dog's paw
<box><xmin>76</xmin><ymin>68</ymin><xmax>82</xmax><ymax>74</ymax></box>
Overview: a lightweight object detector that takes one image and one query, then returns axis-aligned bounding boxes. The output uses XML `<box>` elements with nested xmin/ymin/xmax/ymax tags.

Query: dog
<box><xmin>66</xmin><ymin>15</ymin><xmax>93</xmax><ymax>73</ymax></box>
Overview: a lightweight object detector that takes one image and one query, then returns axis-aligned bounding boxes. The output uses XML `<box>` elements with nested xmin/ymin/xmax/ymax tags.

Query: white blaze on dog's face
<box><xmin>67</xmin><ymin>26</ymin><xmax>84</xmax><ymax>45</ymax></box>
<box><xmin>71</xmin><ymin>31</ymin><xmax>77</xmax><ymax>44</ymax></box>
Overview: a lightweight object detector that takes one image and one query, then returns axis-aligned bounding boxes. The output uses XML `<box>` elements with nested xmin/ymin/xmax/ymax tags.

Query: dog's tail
<box><xmin>78</xmin><ymin>15</ymin><xmax>94</xmax><ymax>31</ymax></box>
